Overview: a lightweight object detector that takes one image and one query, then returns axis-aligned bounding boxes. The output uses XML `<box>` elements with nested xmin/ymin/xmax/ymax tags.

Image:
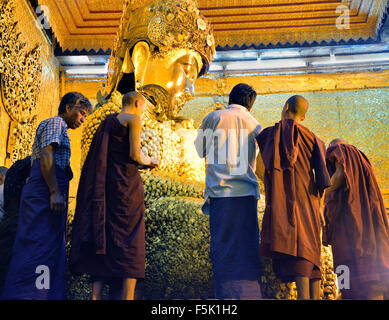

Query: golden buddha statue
<box><xmin>105</xmin><ymin>0</ymin><xmax>215</xmax><ymax>121</ymax></box>
<box><xmin>85</xmin><ymin>0</ymin><xmax>215</xmax><ymax>179</ymax></box>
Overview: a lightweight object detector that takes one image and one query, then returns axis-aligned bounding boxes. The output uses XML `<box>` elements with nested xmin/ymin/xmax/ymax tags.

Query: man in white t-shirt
<box><xmin>195</xmin><ymin>83</ymin><xmax>262</xmax><ymax>299</ymax></box>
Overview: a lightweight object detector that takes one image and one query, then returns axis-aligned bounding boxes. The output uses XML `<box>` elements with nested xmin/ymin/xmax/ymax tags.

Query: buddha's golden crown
<box><xmin>108</xmin><ymin>0</ymin><xmax>215</xmax><ymax>91</ymax></box>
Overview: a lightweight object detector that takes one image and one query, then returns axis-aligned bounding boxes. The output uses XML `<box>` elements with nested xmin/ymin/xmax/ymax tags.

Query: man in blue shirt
<box><xmin>2</xmin><ymin>92</ymin><xmax>92</xmax><ymax>300</ymax></box>
<box><xmin>195</xmin><ymin>83</ymin><xmax>262</xmax><ymax>299</ymax></box>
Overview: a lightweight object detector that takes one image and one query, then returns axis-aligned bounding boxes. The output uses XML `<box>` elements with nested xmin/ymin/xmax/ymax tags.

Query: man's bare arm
<box><xmin>128</xmin><ymin>115</ymin><xmax>158</xmax><ymax>167</ymax></box>
<box><xmin>324</xmin><ymin>160</ymin><xmax>346</xmax><ymax>201</ymax></box>
<box><xmin>40</xmin><ymin>144</ymin><xmax>65</xmax><ymax>214</ymax></box>
<box><xmin>255</xmin><ymin>151</ymin><xmax>265</xmax><ymax>183</ymax></box>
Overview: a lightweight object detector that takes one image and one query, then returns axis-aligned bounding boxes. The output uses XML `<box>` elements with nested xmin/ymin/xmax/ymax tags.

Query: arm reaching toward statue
<box><xmin>255</xmin><ymin>151</ymin><xmax>265</xmax><ymax>183</ymax></box>
<box><xmin>324</xmin><ymin>160</ymin><xmax>345</xmax><ymax>201</ymax></box>
<box><xmin>128</xmin><ymin>114</ymin><xmax>159</xmax><ymax>168</ymax></box>
<box><xmin>138</xmin><ymin>151</ymin><xmax>159</xmax><ymax>169</ymax></box>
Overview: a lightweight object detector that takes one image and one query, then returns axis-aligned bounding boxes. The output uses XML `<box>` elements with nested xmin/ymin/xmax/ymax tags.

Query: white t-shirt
<box><xmin>194</xmin><ymin>104</ymin><xmax>262</xmax><ymax>214</ymax></box>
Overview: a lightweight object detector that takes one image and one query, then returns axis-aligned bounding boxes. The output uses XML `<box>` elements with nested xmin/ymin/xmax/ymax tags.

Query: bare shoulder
<box><xmin>117</xmin><ymin>113</ymin><xmax>141</xmax><ymax>128</ymax></box>
<box><xmin>125</xmin><ymin>113</ymin><xmax>141</xmax><ymax>123</ymax></box>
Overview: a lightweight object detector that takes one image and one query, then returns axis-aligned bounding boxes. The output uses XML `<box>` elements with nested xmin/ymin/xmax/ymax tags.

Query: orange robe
<box><xmin>70</xmin><ymin>114</ymin><xmax>145</xmax><ymax>280</ymax></box>
<box><xmin>324</xmin><ymin>143</ymin><xmax>389</xmax><ymax>295</ymax></box>
<box><xmin>256</xmin><ymin>119</ymin><xmax>330</xmax><ymax>280</ymax></box>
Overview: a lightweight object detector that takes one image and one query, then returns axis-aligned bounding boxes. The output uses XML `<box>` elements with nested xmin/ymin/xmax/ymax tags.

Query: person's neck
<box><xmin>122</xmin><ymin>106</ymin><xmax>136</xmax><ymax>114</ymax></box>
<box><xmin>58</xmin><ymin>114</ymin><xmax>70</xmax><ymax>128</ymax></box>
<box><xmin>283</xmin><ymin>114</ymin><xmax>302</xmax><ymax>123</ymax></box>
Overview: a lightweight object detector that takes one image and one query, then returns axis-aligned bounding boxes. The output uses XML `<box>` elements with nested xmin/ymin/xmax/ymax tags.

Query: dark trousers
<box><xmin>209</xmin><ymin>196</ymin><xmax>262</xmax><ymax>299</ymax></box>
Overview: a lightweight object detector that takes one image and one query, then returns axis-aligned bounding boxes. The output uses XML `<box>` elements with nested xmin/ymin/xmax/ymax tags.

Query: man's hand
<box><xmin>40</xmin><ymin>144</ymin><xmax>66</xmax><ymax>214</ymax></box>
<box><xmin>137</xmin><ymin>158</ymin><xmax>160</xmax><ymax>170</ymax></box>
<box><xmin>150</xmin><ymin>158</ymin><xmax>160</xmax><ymax>168</ymax></box>
<box><xmin>50</xmin><ymin>190</ymin><xmax>65</xmax><ymax>214</ymax></box>
<box><xmin>255</xmin><ymin>152</ymin><xmax>265</xmax><ymax>183</ymax></box>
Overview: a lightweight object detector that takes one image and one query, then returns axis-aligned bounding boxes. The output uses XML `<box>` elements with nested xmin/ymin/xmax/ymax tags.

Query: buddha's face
<box><xmin>143</xmin><ymin>49</ymin><xmax>201</xmax><ymax>114</ymax></box>
<box><xmin>131</xmin><ymin>44</ymin><xmax>203</xmax><ymax>119</ymax></box>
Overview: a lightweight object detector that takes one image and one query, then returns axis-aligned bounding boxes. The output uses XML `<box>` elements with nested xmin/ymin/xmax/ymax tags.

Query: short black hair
<box><xmin>58</xmin><ymin>92</ymin><xmax>92</xmax><ymax>115</ymax></box>
<box><xmin>228</xmin><ymin>83</ymin><xmax>257</xmax><ymax>110</ymax></box>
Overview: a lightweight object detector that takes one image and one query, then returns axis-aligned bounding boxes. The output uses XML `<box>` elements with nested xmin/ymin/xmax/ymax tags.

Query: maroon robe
<box><xmin>256</xmin><ymin>119</ymin><xmax>331</xmax><ymax>274</ymax></box>
<box><xmin>324</xmin><ymin>143</ymin><xmax>389</xmax><ymax>290</ymax></box>
<box><xmin>70</xmin><ymin>114</ymin><xmax>145</xmax><ymax>279</ymax></box>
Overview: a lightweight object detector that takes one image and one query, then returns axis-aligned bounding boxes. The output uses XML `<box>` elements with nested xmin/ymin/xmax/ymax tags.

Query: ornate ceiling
<box><xmin>37</xmin><ymin>0</ymin><xmax>389</xmax><ymax>51</ymax></box>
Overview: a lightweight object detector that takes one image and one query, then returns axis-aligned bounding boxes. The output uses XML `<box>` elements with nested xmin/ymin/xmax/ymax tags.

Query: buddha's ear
<box><xmin>121</xmin><ymin>48</ymin><xmax>134</xmax><ymax>73</ymax></box>
<box><xmin>131</xmin><ymin>41</ymin><xmax>151</xmax><ymax>88</ymax></box>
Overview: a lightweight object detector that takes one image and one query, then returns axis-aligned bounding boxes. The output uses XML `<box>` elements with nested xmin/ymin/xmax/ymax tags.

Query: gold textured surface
<box><xmin>194</xmin><ymin>70</ymin><xmax>389</xmax><ymax>96</ymax></box>
<box><xmin>199</xmin><ymin>0</ymin><xmax>388</xmax><ymax>47</ymax></box>
<box><xmin>13</xmin><ymin>0</ymin><xmax>60</xmax><ymax>123</ymax></box>
<box><xmin>180</xmin><ymin>87</ymin><xmax>389</xmax><ymax>189</ymax></box>
<box><xmin>0</xmin><ymin>0</ymin><xmax>60</xmax><ymax>175</ymax></box>
<box><xmin>1</xmin><ymin>0</ymin><xmax>39</xmax><ymax>166</ymax></box>
<box><xmin>36</xmin><ymin>0</ymin><xmax>388</xmax><ymax>51</ymax></box>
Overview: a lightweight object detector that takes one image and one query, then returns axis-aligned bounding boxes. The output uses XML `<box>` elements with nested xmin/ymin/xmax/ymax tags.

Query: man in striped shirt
<box><xmin>2</xmin><ymin>92</ymin><xmax>92</xmax><ymax>300</ymax></box>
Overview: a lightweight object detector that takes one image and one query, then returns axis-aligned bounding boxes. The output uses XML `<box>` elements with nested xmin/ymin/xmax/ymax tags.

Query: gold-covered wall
<box><xmin>13</xmin><ymin>0</ymin><xmax>60</xmax><ymax>124</ymax></box>
<box><xmin>182</xmin><ymin>88</ymin><xmax>389</xmax><ymax>189</ymax></box>
<box><xmin>181</xmin><ymin>71</ymin><xmax>389</xmax><ymax>191</ymax></box>
<box><xmin>0</xmin><ymin>0</ymin><xmax>60</xmax><ymax>166</ymax></box>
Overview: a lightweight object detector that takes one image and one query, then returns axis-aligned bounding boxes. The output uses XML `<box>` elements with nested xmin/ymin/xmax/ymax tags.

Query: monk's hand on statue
<box><xmin>149</xmin><ymin>158</ymin><xmax>160</xmax><ymax>168</ymax></box>
<box><xmin>50</xmin><ymin>190</ymin><xmax>65</xmax><ymax>215</ymax></box>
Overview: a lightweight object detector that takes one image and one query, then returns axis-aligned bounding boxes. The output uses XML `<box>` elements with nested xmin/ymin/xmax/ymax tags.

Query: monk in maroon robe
<box><xmin>70</xmin><ymin>92</ymin><xmax>158</xmax><ymax>300</ymax></box>
<box><xmin>323</xmin><ymin>139</ymin><xmax>389</xmax><ymax>300</ymax></box>
<box><xmin>255</xmin><ymin>95</ymin><xmax>331</xmax><ymax>299</ymax></box>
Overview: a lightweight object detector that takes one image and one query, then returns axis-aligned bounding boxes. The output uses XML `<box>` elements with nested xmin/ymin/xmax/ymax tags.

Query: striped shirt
<box><xmin>31</xmin><ymin>116</ymin><xmax>71</xmax><ymax>170</ymax></box>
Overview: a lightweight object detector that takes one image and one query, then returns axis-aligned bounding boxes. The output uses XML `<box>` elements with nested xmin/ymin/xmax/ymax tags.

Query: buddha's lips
<box><xmin>140</xmin><ymin>84</ymin><xmax>194</xmax><ymax>120</ymax></box>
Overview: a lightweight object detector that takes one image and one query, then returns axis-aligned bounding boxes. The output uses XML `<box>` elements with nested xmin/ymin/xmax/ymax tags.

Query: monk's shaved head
<box><xmin>121</xmin><ymin>91</ymin><xmax>147</xmax><ymax>120</ymax></box>
<box><xmin>329</xmin><ymin>138</ymin><xmax>347</xmax><ymax>148</ymax></box>
<box><xmin>281</xmin><ymin>95</ymin><xmax>309</xmax><ymax>122</ymax></box>
<box><xmin>286</xmin><ymin>95</ymin><xmax>308</xmax><ymax>116</ymax></box>
<box><xmin>122</xmin><ymin>91</ymin><xmax>145</xmax><ymax>107</ymax></box>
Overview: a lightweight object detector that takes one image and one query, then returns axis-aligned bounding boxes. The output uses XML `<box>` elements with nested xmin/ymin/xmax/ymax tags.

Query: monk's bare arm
<box><xmin>127</xmin><ymin>115</ymin><xmax>157</xmax><ymax>167</ymax></box>
<box><xmin>255</xmin><ymin>151</ymin><xmax>265</xmax><ymax>183</ymax></box>
<box><xmin>324</xmin><ymin>160</ymin><xmax>346</xmax><ymax>200</ymax></box>
<box><xmin>40</xmin><ymin>144</ymin><xmax>65</xmax><ymax>214</ymax></box>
